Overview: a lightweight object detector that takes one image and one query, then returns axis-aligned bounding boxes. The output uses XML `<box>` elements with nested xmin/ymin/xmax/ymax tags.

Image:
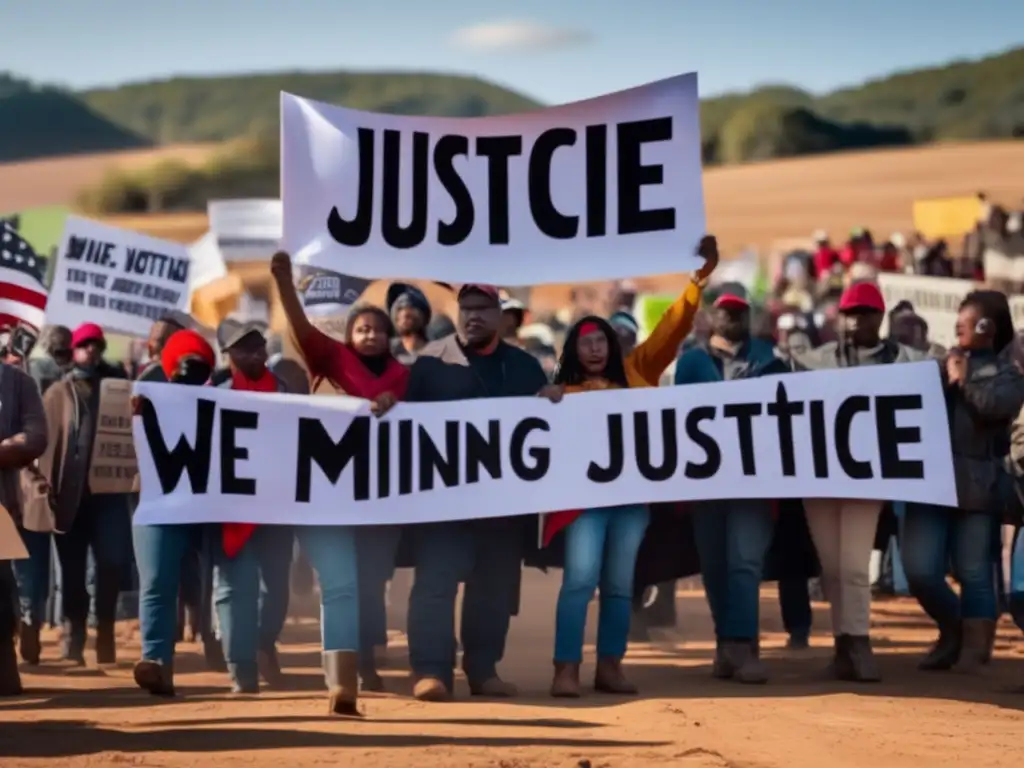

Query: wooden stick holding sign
<box><xmin>89</xmin><ymin>378</ymin><xmax>138</xmax><ymax>494</ymax></box>
<box><xmin>0</xmin><ymin>507</ymin><xmax>28</xmax><ymax>560</ymax></box>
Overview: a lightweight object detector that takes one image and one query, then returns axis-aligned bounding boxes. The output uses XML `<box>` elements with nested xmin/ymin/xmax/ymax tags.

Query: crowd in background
<box><xmin>3</xmin><ymin>210</ymin><xmax>1024</xmax><ymax>716</ymax></box>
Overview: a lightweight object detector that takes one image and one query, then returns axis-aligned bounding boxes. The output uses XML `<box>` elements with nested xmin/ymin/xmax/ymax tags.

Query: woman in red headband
<box><xmin>546</xmin><ymin>235</ymin><xmax>719</xmax><ymax>698</ymax></box>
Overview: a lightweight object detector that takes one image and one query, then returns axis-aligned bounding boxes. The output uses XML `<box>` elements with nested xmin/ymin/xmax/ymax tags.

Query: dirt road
<box><xmin>2</xmin><ymin>571</ymin><xmax>1023</xmax><ymax>767</ymax></box>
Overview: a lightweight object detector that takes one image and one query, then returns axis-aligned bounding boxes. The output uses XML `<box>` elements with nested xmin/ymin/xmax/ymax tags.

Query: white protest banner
<box><xmin>281</xmin><ymin>74</ymin><xmax>706</xmax><ymax>285</ymax></box>
<box><xmin>187</xmin><ymin>232</ymin><xmax>228</xmax><ymax>292</ymax></box>
<box><xmin>89</xmin><ymin>379</ymin><xmax>138</xmax><ymax>494</ymax></box>
<box><xmin>877</xmin><ymin>272</ymin><xmax>974</xmax><ymax>350</ymax></box>
<box><xmin>207</xmin><ymin>199</ymin><xmax>282</xmax><ymax>260</ymax></box>
<box><xmin>46</xmin><ymin>216</ymin><xmax>192</xmax><ymax>338</ymax></box>
<box><xmin>132</xmin><ymin>362</ymin><xmax>954</xmax><ymax>527</ymax></box>
<box><xmin>0</xmin><ymin>506</ymin><xmax>28</xmax><ymax>560</ymax></box>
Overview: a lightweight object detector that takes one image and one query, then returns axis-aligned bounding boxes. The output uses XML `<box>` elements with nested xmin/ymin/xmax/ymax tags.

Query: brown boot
<box><xmin>0</xmin><ymin>637</ymin><xmax>23</xmax><ymax>697</ymax></box>
<box><xmin>469</xmin><ymin>676</ymin><xmax>518</xmax><ymax>698</ymax></box>
<box><xmin>594</xmin><ymin>657</ymin><xmax>638</xmax><ymax>695</ymax></box>
<box><xmin>96</xmin><ymin>621</ymin><xmax>116</xmax><ymax>665</ymax></box>
<box><xmin>918</xmin><ymin>624</ymin><xmax>961</xmax><ymax>671</ymax></box>
<box><xmin>324</xmin><ymin>651</ymin><xmax>361</xmax><ymax>716</ymax></box>
<box><xmin>18</xmin><ymin>623</ymin><xmax>41</xmax><ymax>666</ymax></box>
<box><xmin>722</xmin><ymin>640</ymin><xmax>768</xmax><ymax>684</ymax></box>
<box><xmin>954</xmin><ymin>619</ymin><xmax>994</xmax><ymax>674</ymax></box>
<box><xmin>712</xmin><ymin>640</ymin><xmax>733</xmax><ymax>679</ymax></box>
<box><xmin>359</xmin><ymin>663</ymin><xmax>385</xmax><ymax>693</ymax></box>
<box><xmin>134</xmin><ymin>659</ymin><xmax>176</xmax><ymax>697</ymax></box>
<box><xmin>412</xmin><ymin>676</ymin><xmax>451</xmax><ymax>702</ymax></box>
<box><xmin>550</xmin><ymin>662</ymin><xmax>581</xmax><ymax>698</ymax></box>
<box><xmin>838</xmin><ymin>635</ymin><xmax>881</xmax><ymax>683</ymax></box>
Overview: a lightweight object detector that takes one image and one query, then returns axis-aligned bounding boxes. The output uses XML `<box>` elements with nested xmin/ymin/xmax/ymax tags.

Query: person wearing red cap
<box><xmin>132</xmin><ymin>330</ymin><xmax>217</xmax><ymax>697</ymax></box>
<box><xmin>271</xmin><ymin>250</ymin><xmax>409</xmax><ymax>716</ymax></box>
<box><xmin>791</xmin><ymin>279</ymin><xmax>929</xmax><ymax>682</ymax></box>
<box><xmin>38</xmin><ymin>322</ymin><xmax>130</xmax><ymax>667</ymax></box>
<box><xmin>673</xmin><ymin>284</ymin><xmax>787</xmax><ymax>684</ymax></box>
<box><xmin>382</xmin><ymin>279</ymin><xmax>561</xmax><ymax>703</ymax></box>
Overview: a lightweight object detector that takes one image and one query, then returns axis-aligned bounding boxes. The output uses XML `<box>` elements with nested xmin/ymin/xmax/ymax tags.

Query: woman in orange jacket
<box><xmin>547</xmin><ymin>236</ymin><xmax>719</xmax><ymax>698</ymax></box>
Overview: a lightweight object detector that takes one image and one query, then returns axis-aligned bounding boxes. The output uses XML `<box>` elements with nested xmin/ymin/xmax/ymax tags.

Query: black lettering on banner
<box><xmin>418</xmin><ymin>421</ymin><xmax>460</xmax><ymax>491</ymax></box>
<box><xmin>88</xmin><ymin>273</ymin><xmax>107</xmax><ymax>289</ymax></box>
<box><xmin>875</xmin><ymin>394</ymin><xmax>925</xmax><ymax>479</ymax></box>
<box><xmin>723</xmin><ymin>402</ymin><xmax>762</xmax><ymax>476</ymax></box>
<box><xmin>66</xmin><ymin>289</ymin><xmax>85</xmax><ymax>305</ymax></box>
<box><xmin>766</xmin><ymin>382</ymin><xmax>804</xmax><ymax>476</ymax></box>
<box><xmin>617</xmin><ymin>118</ymin><xmax>675</xmax><ymax>235</ymax></box>
<box><xmin>66</xmin><ymin>237</ymin><xmax>117</xmax><ymax>268</ymax></box>
<box><xmin>588</xmin><ymin>413</ymin><xmax>623</xmax><ymax>483</ymax></box>
<box><xmin>834</xmin><ymin>396</ymin><xmax>872</xmax><ymax>480</ymax></box>
<box><xmin>67</xmin><ymin>268</ymin><xmax>89</xmax><ymax>284</ymax></box>
<box><xmin>125</xmin><ymin>247</ymin><xmax>190</xmax><ymax>283</ymax></box>
<box><xmin>88</xmin><ymin>293</ymin><xmax>106</xmax><ymax>309</ymax></box>
<box><xmin>509</xmin><ymin>417</ymin><xmax>550</xmax><ymax>481</ymax></box>
<box><xmin>684</xmin><ymin>406</ymin><xmax>720</xmax><ymax>479</ymax></box>
<box><xmin>529</xmin><ymin>127</ymin><xmax>578</xmax><ymax>239</ymax></box>
<box><xmin>141</xmin><ymin>398</ymin><xmax>215</xmax><ymax>493</ymax></box>
<box><xmin>634</xmin><ymin>409</ymin><xmax>678</xmax><ymax>481</ymax></box>
<box><xmin>295</xmin><ymin>416</ymin><xmax>370</xmax><ymax>502</ymax></box>
<box><xmin>476</xmin><ymin>135</ymin><xmax>523</xmax><ymax>245</ymax></box>
<box><xmin>465</xmin><ymin>420</ymin><xmax>502</xmax><ymax>484</ymax></box>
<box><xmin>398</xmin><ymin>420</ymin><xmax>414</xmax><ymax>495</ymax></box>
<box><xmin>326</xmin><ymin>127</ymin><xmax>376</xmax><ymax>247</ymax></box>
<box><xmin>585</xmin><ymin>124</ymin><xmax>607</xmax><ymax>237</ymax></box>
<box><xmin>220</xmin><ymin>409</ymin><xmax>258</xmax><ymax>495</ymax></box>
<box><xmin>808</xmin><ymin>400</ymin><xmax>829</xmax><ymax>478</ymax></box>
<box><xmin>434</xmin><ymin>135</ymin><xmax>475</xmax><ymax>246</ymax></box>
<box><xmin>377</xmin><ymin>419</ymin><xmax>391</xmax><ymax>498</ymax></box>
<box><xmin>381</xmin><ymin>130</ymin><xmax>429</xmax><ymax>249</ymax></box>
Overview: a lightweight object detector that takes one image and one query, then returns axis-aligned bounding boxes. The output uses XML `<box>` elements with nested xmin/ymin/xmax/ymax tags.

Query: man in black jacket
<box><xmin>401</xmin><ymin>283</ymin><xmax>560</xmax><ymax>701</ymax></box>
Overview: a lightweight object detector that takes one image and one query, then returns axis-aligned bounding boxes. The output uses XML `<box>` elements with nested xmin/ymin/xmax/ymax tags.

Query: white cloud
<box><xmin>450</xmin><ymin>20</ymin><xmax>590</xmax><ymax>53</ymax></box>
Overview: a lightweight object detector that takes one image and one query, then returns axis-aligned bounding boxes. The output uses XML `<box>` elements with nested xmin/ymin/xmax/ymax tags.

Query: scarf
<box><xmin>222</xmin><ymin>367</ymin><xmax>278</xmax><ymax>558</ymax></box>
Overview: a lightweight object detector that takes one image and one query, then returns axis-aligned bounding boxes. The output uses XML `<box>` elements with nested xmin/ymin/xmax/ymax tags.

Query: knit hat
<box><xmin>71</xmin><ymin>322</ymin><xmax>105</xmax><ymax>349</ymax></box>
<box><xmin>386</xmin><ymin>283</ymin><xmax>432</xmax><ymax>325</ymax></box>
<box><xmin>161</xmin><ymin>329</ymin><xmax>216</xmax><ymax>380</ymax></box>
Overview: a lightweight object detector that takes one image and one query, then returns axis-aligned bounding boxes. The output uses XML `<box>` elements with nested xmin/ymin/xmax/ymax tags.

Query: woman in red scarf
<box><xmin>133</xmin><ymin>330</ymin><xmax>217</xmax><ymax>697</ymax></box>
<box><xmin>209</xmin><ymin>322</ymin><xmax>295</xmax><ymax>696</ymax></box>
<box><xmin>271</xmin><ymin>251</ymin><xmax>409</xmax><ymax>716</ymax></box>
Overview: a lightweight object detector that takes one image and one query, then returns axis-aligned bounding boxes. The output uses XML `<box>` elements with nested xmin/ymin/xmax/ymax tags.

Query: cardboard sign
<box><xmin>89</xmin><ymin>379</ymin><xmax>138</xmax><ymax>494</ymax></box>
<box><xmin>0</xmin><ymin>506</ymin><xmax>28</xmax><ymax>560</ymax></box>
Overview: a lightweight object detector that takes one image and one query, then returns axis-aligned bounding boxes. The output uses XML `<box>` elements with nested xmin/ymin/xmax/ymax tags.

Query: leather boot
<box><xmin>61</xmin><ymin>619</ymin><xmax>86</xmax><ymax>665</ymax></box>
<box><xmin>96</xmin><ymin>621</ymin><xmax>116</xmax><ymax>665</ymax></box>
<box><xmin>133</xmin><ymin>659</ymin><xmax>175</xmax><ymax>697</ymax></box>
<box><xmin>0</xmin><ymin>636</ymin><xmax>23</xmax><ymax>697</ymax></box>
<box><xmin>918</xmin><ymin>623</ymin><xmax>961</xmax><ymax>671</ymax></box>
<box><xmin>18</xmin><ymin>622</ymin><xmax>41</xmax><ymax>665</ymax></box>
<box><xmin>228</xmin><ymin>661</ymin><xmax>260</xmax><ymax>694</ymax></box>
<box><xmin>839</xmin><ymin>635</ymin><xmax>881</xmax><ymax>682</ymax></box>
<box><xmin>954</xmin><ymin>618</ymin><xmax>994</xmax><ymax>674</ymax></box>
<box><xmin>203</xmin><ymin>634</ymin><xmax>227</xmax><ymax>673</ymax></box>
<box><xmin>594</xmin><ymin>657</ymin><xmax>638</xmax><ymax>694</ymax></box>
<box><xmin>550</xmin><ymin>661</ymin><xmax>581</xmax><ymax>698</ymax></box>
<box><xmin>712</xmin><ymin>640</ymin><xmax>733</xmax><ymax>679</ymax></box>
<box><xmin>722</xmin><ymin>640</ymin><xmax>768</xmax><ymax>684</ymax></box>
<box><xmin>413</xmin><ymin>676</ymin><xmax>451</xmax><ymax>702</ymax></box>
<box><xmin>324</xmin><ymin>650</ymin><xmax>361</xmax><ymax>716</ymax></box>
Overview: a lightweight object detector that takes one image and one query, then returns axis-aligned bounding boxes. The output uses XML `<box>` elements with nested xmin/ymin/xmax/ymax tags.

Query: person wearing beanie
<box><xmin>37</xmin><ymin>322</ymin><xmax>130</xmax><ymax>667</ymax></box>
<box><xmin>387</xmin><ymin>282</ymin><xmax>431</xmax><ymax>365</ymax></box>
<box><xmin>132</xmin><ymin>330</ymin><xmax>217</xmax><ymax>697</ymax></box>
<box><xmin>789</xmin><ymin>280</ymin><xmax>930</xmax><ymax>683</ymax></box>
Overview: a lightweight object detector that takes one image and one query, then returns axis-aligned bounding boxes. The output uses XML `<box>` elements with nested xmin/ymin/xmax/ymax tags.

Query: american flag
<box><xmin>0</xmin><ymin>222</ymin><xmax>48</xmax><ymax>331</ymax></box>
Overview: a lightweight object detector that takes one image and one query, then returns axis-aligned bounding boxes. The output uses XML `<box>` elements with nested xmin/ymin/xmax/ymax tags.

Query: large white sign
<box><xmin>133</xmin><ymin>363</ymin><xmax>954</xmax><ymax>526</ymax></box>
<box><xmin>877</xmin><ymin>273</ymin><xmax>974</xmax><ymax>350</ymax></box>
<box><xmin>281</xmin><ymin>74</ymin><xmax>707</xmax><ymax>285</ymax></box>
<box><xmin>207</xmin><ymin>199</ymin><xmax>282</xmax><ymax>260</ymax></box>
<box><xmin>46</xmin><ymin>216</ymin><xmax>192</xmax><ymax>338</ymax></box>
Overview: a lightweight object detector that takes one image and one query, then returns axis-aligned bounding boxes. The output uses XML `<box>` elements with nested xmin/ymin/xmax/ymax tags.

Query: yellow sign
<box><xmin>912</xmin><ymin>196</ymin><xmax>982</xmax><ymax>239</ymax></box>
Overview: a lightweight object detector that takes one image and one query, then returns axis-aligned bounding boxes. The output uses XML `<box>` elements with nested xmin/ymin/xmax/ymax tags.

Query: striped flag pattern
<box><xmin>0</xmin><ymin>222</ymin><xmax>48</xmax><ymax>330</ymax></box>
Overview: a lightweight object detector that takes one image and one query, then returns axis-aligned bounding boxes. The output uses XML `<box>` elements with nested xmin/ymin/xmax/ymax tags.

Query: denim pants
<box><xmin>356</xmin><ymin>525</ymin><xmax>401</xmax><ymax>666</ymax></box>
<box><xmin>13</xmin><ymin>529</ymin><xmax>52</xmax><ymax>628</ymax></box>
<box><xmin>212</xmin><ymin>526</ymin><xmax>293</xmax><ymax>668</ymax></box>
<box><xmin>691</xmin><ymin>500</ymin><xmax>775</xmax><ymax>640</ymax></box>
<box><xmin>54</xmin><ymin>494</ymin><xmax>132</xmax><ymax>627</ymax></box>
<box><xmin>295</xmin><ymin>526</ymin><xmax>359</xmax><ymax>652</ymax></box>
<box><xmin>901</xmin><ymin>503</ymin><xmax>999</xmax><ymax>624</ymax></box>
<box><xmin>134</xmin><ymin>522</ymin><xmax>208</xmax><ymax>666</ymax></box>
<box><xmin>408</xmin><ymin>519</ymin><xmax>524</xmax><ymax>687</ymax></box>
<box><xmin>778</xmin><ymin>577</ymin><xmax>812</xmax><ymax>640</ymax></box>
<box><xmin>554</xmin><ymin>505</ymin><xmax>650</xmax><ymax>663</ymax></box>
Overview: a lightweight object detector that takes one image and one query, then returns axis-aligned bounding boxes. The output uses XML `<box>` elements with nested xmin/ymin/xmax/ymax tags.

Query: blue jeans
<box><xmin>134</xmin><ymin>522</ymin><xmax>206</xmax><ymax>666</ymax></box>
<box><xmin>409</xmin><ymin>519</ymin><xmax>524</xmax><ymax>686</ymax></box>
<box><xmin>901</xmin><ymin>503</ymin><xmax>998</xmax><ymax>624</ymax></box>
<box><xmin>356</xmin><ymin>525</ymin><xmax>401</xmax><ymax>666</ymax></box>
<box><xmin>295</xmin><ymin>526</ymin><xmax>359</xmax><ymax>652</ymax></box>
<box><xmin>213</xmin><ymin>526</ymin><xmax>293</xmax><ymax>669</ymax></box>
<box><xmin>692</xmin><ymin>500</ymin><xmax>775</xmax><ymax>640</ymax></box>
<box><xmin>54</xmin><ymin>494</ymin><xmax>132</xmax><ymax>627</ymax></box>
<box><xmin>13</xmin><ymin>529</ymin><xmax>51</xmax><ymax>627</ymax></box>
<box><xmin>554</xmin><ymin>505</ymin><xmax>650</xmax><ymax>663</ymax></box>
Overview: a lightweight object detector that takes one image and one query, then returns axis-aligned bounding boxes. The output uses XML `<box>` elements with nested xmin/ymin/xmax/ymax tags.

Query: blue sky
<box><xmin>3</xmin><ymin>0</ymin><xmax>1021</xmax><ymax>104</ymax></box>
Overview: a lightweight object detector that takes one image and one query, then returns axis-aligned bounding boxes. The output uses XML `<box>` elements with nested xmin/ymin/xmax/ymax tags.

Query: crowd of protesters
<box><xmin>4</xmin><ymin>215</ymin><xmax>1024</xmax><ymax>719</ymax></box>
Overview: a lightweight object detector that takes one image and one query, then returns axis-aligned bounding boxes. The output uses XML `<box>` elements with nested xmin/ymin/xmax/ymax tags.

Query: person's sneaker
<box><xmin>413</xmin><ymin>676</ymin><xmax>451</xmax><ymax>702</ymax></box>
<box><xmin>469</xmin><ymin>676</ymin><xmax>518</xmax><ymax>698</ymax></box>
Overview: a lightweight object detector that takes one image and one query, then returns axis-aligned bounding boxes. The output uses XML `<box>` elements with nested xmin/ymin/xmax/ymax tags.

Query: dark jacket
<box><xmin>38</xmin><ymin>361</ymin><xmax>127</xmax><ymax>533</ymax></box>
<box><xmin>675</xmin><ymin>337</ymin><xmax>783</xmax><ymax>385</ymax></box>
<box><xmin>28</xmin><ymin>356</ymin><xmax>65</xmax><ymax>395</ymax></box>
<box><xmin>0</xmin><ymin>364</ymin><xmax>48</xmax><ymax>528</ymax></box>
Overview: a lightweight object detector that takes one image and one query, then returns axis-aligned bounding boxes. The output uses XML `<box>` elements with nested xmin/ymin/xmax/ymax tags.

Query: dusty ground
<box><xmin>2</xmin><ymin>571</ymin><xmax>1023</xmax><ymax>768</ymax></box>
